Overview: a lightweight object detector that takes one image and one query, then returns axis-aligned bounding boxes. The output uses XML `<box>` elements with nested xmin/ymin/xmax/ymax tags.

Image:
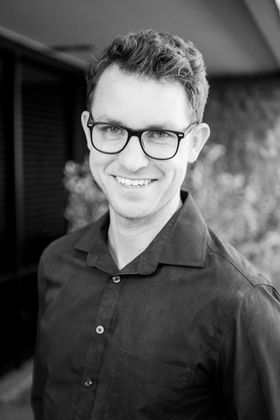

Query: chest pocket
<box><xmin>104</xmin><ymin>350</ymin><xmax>193</xmax><ymax>420</ymax></box>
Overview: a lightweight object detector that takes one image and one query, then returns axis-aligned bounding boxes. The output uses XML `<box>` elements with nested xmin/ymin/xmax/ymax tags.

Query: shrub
<box><xmin>185</xmin><ymin>133</ymin><xmax>280</xmax><ymax>279</ymax></box>
<box><xmin>63</xmin><ymin>160</ymin><xmax>108</xmax><ymax>231</ymax></box>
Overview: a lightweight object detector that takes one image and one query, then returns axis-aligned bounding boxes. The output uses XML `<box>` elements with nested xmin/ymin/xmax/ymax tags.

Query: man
<box><xmin>31</xmin><ymin>30</ymin><xmax>280</xmax><ymax>419</ymax></box>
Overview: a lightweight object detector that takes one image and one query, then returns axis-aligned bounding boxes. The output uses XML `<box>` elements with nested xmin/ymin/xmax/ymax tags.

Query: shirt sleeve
<box><xmin>220</xmin><ymin>283</ymin><xmax>280</xmax><ymax>420</ymax></box>
<box><xmin>31</xmin><ymin>255</ymin><xmax>48</xmax><ymax>420</ymax></box>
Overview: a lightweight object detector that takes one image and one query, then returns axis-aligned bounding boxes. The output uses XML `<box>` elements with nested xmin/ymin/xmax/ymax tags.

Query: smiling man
<box><xmin>32</xmin><ymin>30</ymin><xmax>280</xmax><ymax>420</ymax></box>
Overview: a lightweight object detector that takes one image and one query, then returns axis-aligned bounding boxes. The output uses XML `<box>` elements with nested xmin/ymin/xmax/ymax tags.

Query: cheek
<box><xmin>88</xmin><ymin>151</ymin><xmax>106</xmax><ymax>187</ymax></box>
<box><xmin>88</xmin><ymin>151</ymin><xmax>98</xmax><ymax>179</ymax></box>
<box><xmin>173</xmin><ymin>148</ymin><xmax>191</xmax><ymax>180</ymax></box>
<box><xmin>173</xmin><ymin>164</ymin><xmax>189</xmax><ymax>187</ymax></box>
<box><xmin>89</xmin><ymin>150</ymin><xmax>109</xmax><ymax>177</ymax></box>
<box><xmin>160</xmin><ymin>156</ymin><xmax>189</xmax><ymax>185</ymax></box>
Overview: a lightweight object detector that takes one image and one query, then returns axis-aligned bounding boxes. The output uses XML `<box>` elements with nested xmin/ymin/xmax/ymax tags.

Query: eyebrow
<box><xmin>93</xmin><ymin>115</ymin><xmax>176</xmax><ymax>131</ymax></box>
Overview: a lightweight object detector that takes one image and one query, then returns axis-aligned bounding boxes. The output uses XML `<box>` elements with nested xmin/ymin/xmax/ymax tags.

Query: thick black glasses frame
<box><xmin>87</xmin><ymin>113</ymin><xmax>197</xmax><ymax>160</ymax></box>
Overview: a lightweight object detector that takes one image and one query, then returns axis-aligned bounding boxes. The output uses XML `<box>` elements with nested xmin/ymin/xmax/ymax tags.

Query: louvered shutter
<box><xmin>21</xmin><ymin>66</ymin><xmax>70</xmax><ymax>265</ymax></box>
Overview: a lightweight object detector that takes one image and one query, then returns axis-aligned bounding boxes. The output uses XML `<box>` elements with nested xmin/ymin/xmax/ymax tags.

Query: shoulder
<box><xmin>37</xmin><ymin>222</ymin><xmax>98</xmax><ymax>311</ymax></box>
<box><xmin>204</xmin><ymin>227</ymin><xmax>279</xmax><ymax>313</ymax></box>
<box><xmin>37</xmin><ymin>220</ymin><xmax>100</xmax><ymax>285</ymax></box>
<box><xmin>40</xmin><ymin>208</ymin><xmax>109</xmax><ymax>263</ymax></box>
<box><xmin>195</xmin><ymin>229</ymin><xmax>280</xmax><ymax>355</ymax></box>
<box><xmin>41</xmin><ymin>223</ymin><xmax>93</xmax><ymax>260</ymax></box>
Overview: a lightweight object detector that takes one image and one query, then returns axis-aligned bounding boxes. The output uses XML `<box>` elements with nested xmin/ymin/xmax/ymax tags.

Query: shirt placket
<box><xmin>74</xmin><ymin>272</ymin><xmax>123</xmax><ymax>420</ymax></box>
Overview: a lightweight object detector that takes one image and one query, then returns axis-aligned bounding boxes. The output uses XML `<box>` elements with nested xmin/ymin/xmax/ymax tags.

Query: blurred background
<box><xmin>0</xmin><ymin>0</ymin><xmax>279</xmax><ymax>418</ymax></box>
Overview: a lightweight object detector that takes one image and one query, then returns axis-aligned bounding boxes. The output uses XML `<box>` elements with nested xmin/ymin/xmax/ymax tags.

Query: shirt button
<box><xmin>112</xmin><ymin>275</ymin><xmax>121</xmax><ymax>283</ymax></box>
<box><xmin>84</xmin><ymin>378</ymin><xmax>94</xmax><ymax>388</ymax></box>
<box><xmin>96</xmin><ymin>325</ymin><xmax>104</xmax><ymax>334</ymax></box>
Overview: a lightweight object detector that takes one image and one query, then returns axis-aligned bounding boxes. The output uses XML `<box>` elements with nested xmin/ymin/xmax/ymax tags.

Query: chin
<box><xmin>112</xmin><ymin>203</ymin><xmax>153</xmax><ymax>221</ymax></box>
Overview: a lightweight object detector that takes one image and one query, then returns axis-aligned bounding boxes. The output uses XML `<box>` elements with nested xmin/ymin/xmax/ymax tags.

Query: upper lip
<box><xmin>113</xmin><ymin>175</ymin><xmax>156</xmax><ymax>180</ymax></box>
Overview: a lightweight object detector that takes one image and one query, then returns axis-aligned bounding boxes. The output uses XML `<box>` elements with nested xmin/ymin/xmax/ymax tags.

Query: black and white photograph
<box><xmin>0</xmin><ymin>1</ymin><xmax>280</xmax><ymax>419</ymax></box>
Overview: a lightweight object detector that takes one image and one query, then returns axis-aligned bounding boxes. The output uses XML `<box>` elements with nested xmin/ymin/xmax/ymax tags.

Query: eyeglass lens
<box><xmin>91</xmin><ymin>123</ymin><xmax>179</xmax><ymax>159</ymax></box>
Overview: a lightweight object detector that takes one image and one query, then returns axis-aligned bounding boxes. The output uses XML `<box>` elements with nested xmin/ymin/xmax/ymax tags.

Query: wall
<box><xmin>204</xmin><ymin>74</ymin><xmax>280</xmax><ymax>174</ymax></box>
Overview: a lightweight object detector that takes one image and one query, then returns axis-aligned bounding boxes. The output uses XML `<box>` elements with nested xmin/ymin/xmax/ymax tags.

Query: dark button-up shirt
<box><xmin>31</xmin><ymin>191</ymin><xmax>280</xmax><ymax>420</ymax></box>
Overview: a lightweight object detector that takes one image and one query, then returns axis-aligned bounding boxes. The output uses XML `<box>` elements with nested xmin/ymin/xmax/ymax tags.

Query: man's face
<box><xmin>82</xmin><ymin>64</ymin><xmax>209</xmax><ymax>222</ymax></box>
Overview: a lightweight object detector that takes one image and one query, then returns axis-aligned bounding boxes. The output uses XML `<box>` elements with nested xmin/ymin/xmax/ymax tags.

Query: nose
<box><xmin>118</xmin><ymin>135</ymin><xmax>149</xmax><ymax>171</ymax></box>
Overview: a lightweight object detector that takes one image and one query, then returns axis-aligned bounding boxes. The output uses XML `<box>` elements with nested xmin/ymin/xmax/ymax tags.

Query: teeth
<box><xmin>116</xmin><ymin>177</ymin><xmax>152</xmax><ymax>187</ymax></box>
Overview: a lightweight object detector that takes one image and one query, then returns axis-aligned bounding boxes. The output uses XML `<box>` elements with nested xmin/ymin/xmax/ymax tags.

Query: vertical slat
<box><xmin>13</xmin><ymin>58</ymin><xmax>24</xmax><ymax>269</ymax></box>
<box><xmin>21</xmin><ymin>64</ymin><xmax>70</xmax><ymax>265</ymax></box>
<box><xmin>0</xmin><ymin>52</ymin><xmax>23</xmax><ymax>271</ymax></box>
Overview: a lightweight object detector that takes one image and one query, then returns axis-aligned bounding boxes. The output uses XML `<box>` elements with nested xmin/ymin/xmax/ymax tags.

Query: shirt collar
<box><xmin>159</xmin><ymin>191</ymin><xmax>207</xmax><ymax>268</ymax></box>
<box><xmin>75</xmin><ymin>190</ymin><xmax>208</xmax><ymax>274</ymax></box>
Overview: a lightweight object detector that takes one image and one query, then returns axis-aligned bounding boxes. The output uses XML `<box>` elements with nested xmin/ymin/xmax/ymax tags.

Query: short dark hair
<box><xmin>85</xmin><ymin>29</ymin><xmax>209</xmax><ymax>122</ymax></box>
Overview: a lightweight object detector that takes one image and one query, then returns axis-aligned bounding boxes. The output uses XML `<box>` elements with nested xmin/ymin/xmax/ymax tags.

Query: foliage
<box><xmin>63</xmin><ymin>130</ymin><xmax>280</xmax><ymax>279</ymax></box>
<box><xmin>63</xmin><ymin>160</ymin><xmax>108</xmax><ymax>231</ymax></box>
<box><xmin>185</xmin><ymin>127</ymin><xmax>280</xmax><ymax>279</ymax></box>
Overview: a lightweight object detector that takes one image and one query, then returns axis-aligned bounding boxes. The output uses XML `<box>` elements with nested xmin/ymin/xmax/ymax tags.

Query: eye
<box><xmin>99</xmin><ymin>124</ymin><xmax>126</xmax><ymax>138</ymax></box>
<box><xmin>145</xmin><ymin>130</ymin><xmax>172</xmax><ymax>143</ymax></box>
<box><xmin>149</xmin><ymin>130</ymin><xmax>170</xmax><ymax>139</ymax></box>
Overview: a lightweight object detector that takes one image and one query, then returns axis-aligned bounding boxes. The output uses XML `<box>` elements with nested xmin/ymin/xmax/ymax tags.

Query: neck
<box><xmin>108</xmin><ymin>195</ymin><xmax>182</xmax><ymax>270</ymax></box>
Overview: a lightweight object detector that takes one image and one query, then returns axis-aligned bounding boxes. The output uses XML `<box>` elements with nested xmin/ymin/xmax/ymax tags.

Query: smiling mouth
<box><xmin>115</xmin><ymin>176</ymin><xmax>153</xmax><ymax>187</ymax></box>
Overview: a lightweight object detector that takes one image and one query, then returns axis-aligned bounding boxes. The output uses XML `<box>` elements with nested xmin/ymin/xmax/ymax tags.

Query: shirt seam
<box><xmin>207</xmin><ymin>243</ymin><xmax>275</xmax><ymax>377</ymax></box>
<box><xmin>237</xmin><ymin>284</ymin><xmax>276</xmax><ymax>412</ymax></box>
<box><xmin>206</xmin><ymin>243</ymin><xmax>267</xmax><ymax>288</ymax></box>
<box><xmin>217</xmin><ymin>282</ymin><xmax>279</xmax><ymax>383</ymax></box>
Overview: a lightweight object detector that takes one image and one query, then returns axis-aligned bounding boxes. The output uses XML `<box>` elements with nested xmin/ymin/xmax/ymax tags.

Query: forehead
<box><xmin>91</xmin><ymin>65</ymin><xmax>193</xmax><ymax>128</ymax></box>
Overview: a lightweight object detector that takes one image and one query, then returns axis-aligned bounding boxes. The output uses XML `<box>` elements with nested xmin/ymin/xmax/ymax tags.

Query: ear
<box><xmin>188</xmin><ymin>123</ymin><xmax>210</xmax><ymax>163</ymax></box>
<box><xmin>81</xmin><ymin>110</ymin><xmax>92</xmax><ymax>150</ymax></box>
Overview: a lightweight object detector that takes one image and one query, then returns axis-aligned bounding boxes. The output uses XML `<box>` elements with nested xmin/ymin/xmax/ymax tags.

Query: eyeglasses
<box><xmin>87</xmin><ymin>113</ymin><xmax>197</xmax><ymax>160</ymax></box>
